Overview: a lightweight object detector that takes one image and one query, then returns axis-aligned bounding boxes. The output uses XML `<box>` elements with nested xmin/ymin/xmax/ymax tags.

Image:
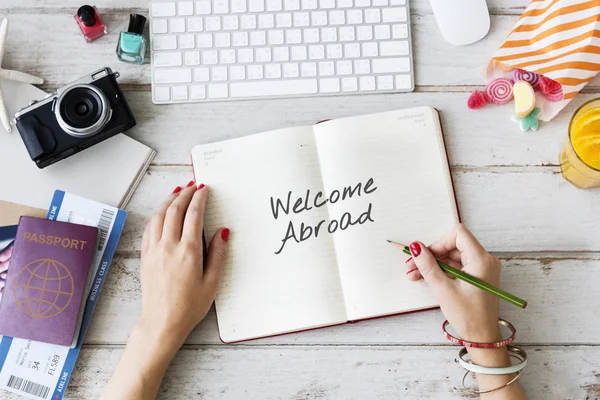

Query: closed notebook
<box><xmin>0</xmin><ymin>217</ymin><xmax>98</xmax><ymax>347</ymax></box>
<box><xmin>191</xmin><ymin>107</ymin><xmax>459</xmax><ymax>343</ymax></box>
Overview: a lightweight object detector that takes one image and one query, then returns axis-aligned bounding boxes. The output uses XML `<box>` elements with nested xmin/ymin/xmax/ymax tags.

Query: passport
<box><xmin>0</xmin><ymin>217</ymin><xmax>98</xmax><ymax>347</ymax></box>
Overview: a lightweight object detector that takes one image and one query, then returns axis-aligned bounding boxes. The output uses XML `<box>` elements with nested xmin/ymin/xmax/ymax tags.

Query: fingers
<box><xmin>408</xmin><ymin>241</ymin><xmax>452</xmax><ymax>292</ymax></box>
<box><xmin>163</xmin><ymin>181</ymin><xmax>197</xmax><ymax>242</ymax></box>
<box><xmin>428</xmin><ymin>224</ymin><xmax>487</xmax><ymax>259</ymax></box>
<box><xmin>148</xmin><ymin>186</ymin><xmax>183</xmax><ymax>243</ymax></box>
<box><xmin>182</xmin><ymin>184</ymin><xmax>208</xmax><ymax>246</ymax></box>
<box><xmin>203</xmin><ymin>228</ymin><xmax>230</xmax><ymax>288</ymax></box>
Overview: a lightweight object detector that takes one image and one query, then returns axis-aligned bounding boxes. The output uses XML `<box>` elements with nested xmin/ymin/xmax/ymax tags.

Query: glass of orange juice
<box><xmin>560</xmin><ymin>98</ymin><xmax>600</xmax><ymax>189</ymax></box>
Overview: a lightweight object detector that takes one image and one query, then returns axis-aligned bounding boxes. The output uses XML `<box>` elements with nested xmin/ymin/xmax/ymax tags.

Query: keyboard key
<box><xmin>286</xmin><ymin>29</ymin><xmax>302</xmax><ymax>44</ymax></box>
<box><xmin>230</xmin><ymin>66</ymin><xmax>246</xmax><ymax>80</ymax></box>
<box><xmin>154</xmin><ymin>51</ymin><xmax>183</xmax><ymax>67</ymax></box>
<box><xmin>152</xmin><ymin>2</ymin><xmax>176</xmax><ymax>17</ymax></box>
<box><xmin>395</xmin><ymin>74</ymin><xmax>412</xmax><ymax>89</ymax></box>
<box><xmin>365</xmin><ymin>9</ymin><xmax>381</xmax><ymax>23</ymax></box>
<box><xmin>277</xmin><ymin>13</ymin><xmax>293</xmax><ymax>27</ymax></box>
<box><xmin>321</xmin><ymin>27</ymin><xmax>337</xmax><ymax>42</ymax></box>
<box><xmin>258</xmin><ymin>14</ymin><xmax>275</xmax><ymax>28</ymax></box>
<box><xmin>233</xmin><ymin>32</ymin><xmax>249</xmax><ymax>46</ymax></box>
<box><xmin>231</xmin><ymin>0</ymin><xmax>248</xmax><ymax>12</ymax></box>
<box><xmin>362</xmin><ymin>42</ymin><xmax>378</xmax><ymax>57</ymax></box>
<box><xmin>354</xmin><ymin>59</ymin><xmax>370</xmax><ymax>74</ymax></box>
<box><xmin>392</xmin><ymin>24</ymin><xmax>409</xmax><ymax>38</ymax></box>
<box><xmin>179</xmin><ymin>34</ymin><xmax>195</xmax><ymax>49</ymax></box>
<box><xmin>301</xmin><ymin>62</ymin><xmax>317</xmax><ymax>77</ymax></box>
<box><xmin>339</xmin><ymin>26</ymin><xmax>355</xmax><ymax>41</ymax></box>
<box><xmin>374</xmin><ymin>25</ymin><xmax>391</xmax><ymax>40</ymax></box>
<box><xmin>188</xmin><ymin>17</ymin><xmax>203</xmax><ymax>32</ymax></box>
<box><xmin>329</xmin><ymin>10</ymin><xmax>345</xmax><ymax>25</ymax></box>
<box><xmin>256</xmin><ymin>47</ymin><xmax>272</xmax><ymax>62</ymax></box>
<box><xmin>382</xmin><ymin>7</ymin><xmax>407</xmax><ymax>22</ymax></box>
<box><xmin>220</xmin><ymin>49</ymin><xmax>237</xmax><ymax>63</ymax></box>
<box><xmin>377</xmin><ymin>75</ymin><xmax>394</xmax><ymax>90</ymax></box>
<box><xmin>380</xmin><ymin>41</ymin><xmax>409</xmax><ymax>56</ymax></box>
<box><xmin>214</xmin><ymin>0</ymin><xmax>229</xmax><ymax>13</ymax></box>
<box><xmin>320</xmin><ymin>78</ymin><xmax>340</xmax><ymax>92</ymax></box>
<box><xmin>266</xmin><ymin>0</ymin><xmax>283</xmax><ymax>11</ymax></box>
<box><xmin>304</xmin><ymin>28</ymin><xmax>320</xmax><ymax>43</ymax></box>
<box><xmin>184</xmin><ymin>51</ymin><xmax>201</xmax><ymax>65</ymax></box>
<box><xmin>178</xmin><ymin>1</ymin><xmax>194</xmax><ymax>15</ymax></box>
<box><xmin>372</xmin><ymin>57</ymin><xmax>410</xmax><ymax>73</ymax></box>
<box><xmin>250</xmin><ymin>31</ymin><xmax>267</xmax><ymax>45</ymax></box>
<box><xmin>338</xmin><ymin>0</ymin><xmax>352</xmax><ymax>6</ymax></box>
<box><xmin>336</xmin><ymin>60</ymin><xmax>352</xmax><ymax>75</ymax></box>
<box><xmin>215</xmin><ymin>32</ymin><xmax>231</xmax><ymax>47</ymax></box>
<box><xmin>238</xmin><ymin>48</ymin><xmax>254</xmax><ymax>62</ymax></box>
<box><xmin>283</xmin><ymin>63</ymin><xmax>300</xmax><ymax>77</ymax></box>
<box><xmin>241</xmin><ymin>15</ymin><xmax>257</xmax><ymax>29</ymax></box>
<box><xmin>212</xmin><ymin>66</ymin><xmax>228</xmax><ymax>81</ymax></box>
<box><xmin>373</xmin><ymin>0</ymin><xmax>387</xmax><ymax>4</ymax></box>
<box><xmin>347</xmin><ymin>10</ymin><xmax>363</xmax><ymax>24</ymax></box>
<box><xmin>153</xmin><ymin>35</ymin><xmax>177</xmax><ymax>50</ymax></box>
<box><xmin>249</xmin><ymin>0</ymin><xmax>265</xmax><ymax>12</ymax></box>
<box><xmin>291</xmin><ymin>45</ymin><xmax>308</xmax><ymax>60</ymax></box>
<box><xmin>309</xmin><ymin>45</ymin><xmax>325</xmax><ymax>59</ymax></box>
<box><xmin>312</xmin><ymin>11</ymin><xmax>327</xmax><ymax>26</ymax></box>
<box><xmin>248</xmin><ymin>65</ymin><xmax>264</xmax><ymax>79</ymax></box>
<box><xmin>230</xmin><ymin>79</ymin><xmax>318</xmax><ymax>97</ymax></box>
<box><xmin>356</xmin><ymin>26</ymin><xmax>373</xmax><ymax>40</ymax></box>
<box><xmin>342</xmin><ymin>76</ymin><xmax>358</xmax><ymax>91</ymax></box>
<box><xmin>326</xmin><ymin>44</ymin><xmax>342</xmax><ymax>59</ymax></box>
<box><xmin>265</xmin><ymin>64</ymin><xmax>282</xmax><ymax>78</ymax></box>
<box><xmin>154</xmin><ymin>86</ymin><xmax>170</xmax><ymax>101</ymax></box>
<box><xmin>359</xmin><ymin>76</ymin><xmax>375</xmax><ymax>91</ymax></box>
<box><xmin>285</xmin><ymin>0</ymin><xmax>301</xmax><ymax>10</ymax></box>
<box><xmin>320</xmin><ymin>0</ymin><xmax>335</xmax><ymax>8</ymax></box>
<box><xmin>344</xmin><ymin>43</ymin><xmax>360</xmax><ymax>58</ymax></box>
<box><xmin>355</xmin><ymin>0</ymin><xmax>370</xmax><ymax>6</ymax></box>
<box><xmin>202</xmin><ymin>50</ymin><xmax>219</xmax><ymax>64</ymax></box>
<box><xmin>170</xmin><ymin>18</ymin><xmax>185</xmax><ymax>33</ymax></box>
<box><xmin>190</xmin><ymin>85</ymin><xmax>206</xmax><ymax>99</ymax></box>
<box><xmin>268</xmin><ymin>30</ymin><xmax>285</xmax><ymax>44</ymax></box>
<box><xmin>154</xmin><ymin>68</ymin><xmax>192</xmax><ymax>84</ymax></box>
<box><xmin>318</xmin><ymin>61</ymin><xmax>334</xmax><ymax>76</ymax></box>
<box><xmin>197</xmin><ymin>33</ymin><xmax>213</xmax><ymax>47</ymax></box>
<box><xmin>223</xmin><ymin>15</ymin><xmax>239</xmax><ymax>30</ymax></box>
<box><xmin>274</xmin><ymin>47</ymin><xmax>290</xmax><ymax>61</ymax></box>
<box><xmin>195</xmin><ymin>0</ymin><xmax>211</xmax><ymax>14</ymax></box>
<box><xmin>205</xmin><ymin>17</ymin><xmax>221</xmax><ymax>31</ymax></box>
<box><xmin>294</xmin><ymin>12</ymin><xmax>310</xmax><ymax>27</ymax></box>
<box><xmin>172</xmin><ymin>85</ymin><xmax>188</xmax><ymax>100</ymax></box>
<box><xmin>208</xmin><ymin>83</ymin><xmax>229</xmax><ymax>98</ymax></box>
<box><xmin>390</xmin><ymin>0</ymin><xmax>406</xmax><ymax>4</ymax></box>
<box><xmin>302</xmin><ymin>0</ymin><xmax>318</xmax><ymax>9</ymax></box>
<box><xmin>152</xmin><ymin>19</ymin><xmax>168</xmax><ymax>34</ymax></box>
<box><xmin>194</xmin><ymin>67</ymin><xmax>210</xmax><ymax>81</ymax></box>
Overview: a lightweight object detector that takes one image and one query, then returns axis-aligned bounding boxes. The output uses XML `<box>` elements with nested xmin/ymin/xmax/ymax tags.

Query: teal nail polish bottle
<box><xmin>116</xmin><ymin>14</ymin><xmax>147</xmax><ymax>65</ymax></box>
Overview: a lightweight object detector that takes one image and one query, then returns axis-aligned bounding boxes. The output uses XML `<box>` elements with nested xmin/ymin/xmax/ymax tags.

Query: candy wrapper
<box><xmin>483</xmin><ymin>0</ymin><xmax>600</xmax><ymax>121</ymax></box>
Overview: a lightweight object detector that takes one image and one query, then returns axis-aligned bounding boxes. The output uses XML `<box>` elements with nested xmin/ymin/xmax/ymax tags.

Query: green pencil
<box><xmin>387</xmin><ymin>240</ymin><xmax>528</xmax><ymax>309</ymax></box>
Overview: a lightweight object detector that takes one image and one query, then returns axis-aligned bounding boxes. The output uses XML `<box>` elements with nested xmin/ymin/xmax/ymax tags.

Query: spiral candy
<box><xmin>484</xmin><ymin>78</ymin><xmax>514</xmax><ymax>104</ymax></box>
<box><xmin>512</xmin><ymin>68</ymin><xmax>540</xmax><ymax>89</ymax></box>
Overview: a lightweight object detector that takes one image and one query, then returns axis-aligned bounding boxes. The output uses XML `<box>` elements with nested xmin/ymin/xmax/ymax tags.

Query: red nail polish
<box><xmin>172</xmin><ymin>186</ymin><xmax>182</xmax><ymax>194</ymax></box>
<box><xmin>406</xmin><ymin>268</ymin><xmax>417</xmax><ymax>275</ymax></box>
<box><xmin>197</xmin><ymin>183</ymin><xmax>205</xmax><ymax>190</ymax></box>
<box><xmin>74</xmin><ymin>5</ymin><xmax>108</xmax><ymax>43</ymax></box>
<box><xmin>405</xmin><ymin>257</ymin><xmax>412</xmax><ymax>263</ymax></box>
<box><xmin>221</xmin><ymin>228</ymin><xmax>230</xmax><ymax>242</ymax></box>
<box><xmin>186</xmin><ymin>180</ymin><xmax>195</xmax><ymax>187</ymax></box>
<box><xmin>409</xmin><ymin>242</ymin><xmax>421</xmax><ymax>257</ymax></box>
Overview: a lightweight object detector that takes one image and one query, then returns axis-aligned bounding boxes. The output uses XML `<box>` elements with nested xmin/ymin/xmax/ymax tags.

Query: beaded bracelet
<box><xmin>458</xmin><ymin>345</ymin><xmax>528</xmax><ymax>375</ymax></box>
<box><xmin>442</xmin><ymin>319</ymin><xmax>516</xmax><ymax>348</ymax></box>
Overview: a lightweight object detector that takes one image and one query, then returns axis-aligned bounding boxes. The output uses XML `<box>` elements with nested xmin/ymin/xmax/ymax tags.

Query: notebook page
<box><xmin>313</xmin><ymin>107</ymin><xmax>459</xmax><ymax>321</ymax></box>
<box><xmin>191</xmin><ymin>127</ymin><xmax>346</xmax><ymax>342</ymax></box>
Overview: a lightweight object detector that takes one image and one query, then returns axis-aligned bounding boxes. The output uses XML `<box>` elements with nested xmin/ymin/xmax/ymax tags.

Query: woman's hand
<box><xmin>138</xmin><ymin>181</ymin><xmax>230</xmax><ymax>348</ymax></box>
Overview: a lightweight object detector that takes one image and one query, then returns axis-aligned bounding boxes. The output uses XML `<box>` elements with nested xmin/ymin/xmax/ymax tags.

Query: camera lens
<box><xmin>55</xmin><ymin>84</ymin><xmax>112</xmax><ymax>138</ymax></box>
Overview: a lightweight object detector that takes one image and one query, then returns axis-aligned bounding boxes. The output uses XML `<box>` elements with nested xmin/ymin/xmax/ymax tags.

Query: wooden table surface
<box><xmin>3</xmin><ymin>0</ymin><xmax>600</xmax><ymax>398</ymax></box>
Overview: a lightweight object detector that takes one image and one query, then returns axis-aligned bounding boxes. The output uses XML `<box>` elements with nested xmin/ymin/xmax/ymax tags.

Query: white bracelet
<box><xmin>458</xmin><ymin>345</ymin><xmax>528</xmax><ymax>375</ymax></box>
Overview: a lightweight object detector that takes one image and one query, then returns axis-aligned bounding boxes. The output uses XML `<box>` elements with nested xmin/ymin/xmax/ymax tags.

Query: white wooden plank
<box><xmin>3</xmin><ymin>346</ymin><xmax>597</xmax><ymax>399</ymax></box>
<box><xmin>122</xmin><ymin>91</ymin><xmax>595</xmax><ymax>167</ymax></box>
<box><xmin>115</xmin><ymin>167</ymin><xmax>600</xmax><ymax>254</ymax></box>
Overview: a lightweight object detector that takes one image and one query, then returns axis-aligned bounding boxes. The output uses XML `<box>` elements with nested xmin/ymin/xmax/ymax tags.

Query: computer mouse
<box><xmin>428</xmin><ymin>0</ymin><xmax>490</xmax><ymax>46</ymax></box>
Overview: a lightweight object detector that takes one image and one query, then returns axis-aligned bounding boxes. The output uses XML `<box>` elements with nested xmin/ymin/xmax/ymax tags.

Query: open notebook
<box><xmin>192</xmin><ymin>107</ymin><xmax>459</xmax><ymax>343</ymax></box>
<box><xmin>0</xmin><ymin>79</ymin><xmax>155</xmax><ymax>209</ymax></box>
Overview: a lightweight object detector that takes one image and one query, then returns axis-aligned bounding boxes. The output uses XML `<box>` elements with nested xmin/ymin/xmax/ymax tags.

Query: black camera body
<box><xmin>15</xmin><ymin>67</ymin><xmax>136</xmax><ymax>169</ymax></box>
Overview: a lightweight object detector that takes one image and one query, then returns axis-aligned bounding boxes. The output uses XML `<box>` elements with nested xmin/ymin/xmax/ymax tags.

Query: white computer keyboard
<box><xmin>149</xmin><ymin>0</ymin><xmax>414</xmax><ymax>104</ymax></box>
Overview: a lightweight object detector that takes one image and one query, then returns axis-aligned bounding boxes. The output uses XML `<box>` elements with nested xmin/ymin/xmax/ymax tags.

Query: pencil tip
<box><xmin>386</xmin><ymin>239</ymin><xmax>391</xmax><ymax>243</ymax></box>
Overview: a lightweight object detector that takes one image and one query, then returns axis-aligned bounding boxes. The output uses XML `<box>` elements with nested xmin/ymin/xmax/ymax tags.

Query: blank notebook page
<box><xmin>192</xmin><ymin>127</ymin><xmax>347</xmax><ymax>343</ymax></box>
<box><xmin>313</xmin><ymin>107</ymin><xmax>459</xmax><ymax>321</ymax></box>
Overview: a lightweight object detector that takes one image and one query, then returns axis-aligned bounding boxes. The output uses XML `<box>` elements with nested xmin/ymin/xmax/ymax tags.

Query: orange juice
<box><xmin>560</xmin><ymin>99</ymin><xmax>600</xmax><ymax>189</ymax></box>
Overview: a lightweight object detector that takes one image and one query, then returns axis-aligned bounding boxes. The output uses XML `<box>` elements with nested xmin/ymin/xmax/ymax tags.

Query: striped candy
<box><xmin>512</xmin><ymin>68</ymin><xmax>540</xmax><ymax>89</ymax></box>
<box><xmin>484</xmin><ymin>78</ymin><xmax>514</xmax><ymax>104</ymax></box>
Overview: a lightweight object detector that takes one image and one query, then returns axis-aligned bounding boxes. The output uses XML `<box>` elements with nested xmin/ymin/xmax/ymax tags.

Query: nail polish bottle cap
<box><xmin>77</xmin><ymin>5</ymin><xmax>97</xmax><ymax>27</ymax></box>
<box><xmin>127</xmin><ymin>13</ymin><xmax>147</xmax><ymax>35</ymax></box>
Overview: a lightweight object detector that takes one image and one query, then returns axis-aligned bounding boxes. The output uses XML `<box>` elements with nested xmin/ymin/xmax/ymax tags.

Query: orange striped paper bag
<box><xmin>484</xmin><ymin>0</ymin><xmax>600</xmax><ymax>121</ymax></box>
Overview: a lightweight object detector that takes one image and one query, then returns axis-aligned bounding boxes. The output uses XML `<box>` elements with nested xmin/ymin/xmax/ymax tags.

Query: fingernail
<box><xmin>405</xmin><ymin>257</ymin><xmax>412</xmax><ymax>264</ymax></box>
<box><xmin>172</xmin><ymin>186</ymin><xmax>182</xmax><ymax>194</ymax></box>
<box><xmin>197</xmin><ymin>183</ymin><xmax>205</xmax><ymax>190</ymax></box>
<box><xmin>186</xmin><ymin>180</ymin><xmax>195</xmax><ymax>187</ymax></box>
<box><xmin>221</xmin><ymin>228</ymin><xmax>230</xmax><ymax>242</ymax></box>
<box><xmin>409</xmin><ymin>242</ymin><xmax>421</xmax><ymax>257</ymax></box>
<box><xmin>406</xmin><ymin>268</ymin><xmax>417</xmax><ymax>275</ymax></box>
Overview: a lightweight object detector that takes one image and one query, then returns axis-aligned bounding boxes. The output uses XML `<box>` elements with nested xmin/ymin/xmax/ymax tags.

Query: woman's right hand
<box><xmin>405</xmin><ymin>223</ymin><xmax>502</xmax><ymax>343</ymax></box>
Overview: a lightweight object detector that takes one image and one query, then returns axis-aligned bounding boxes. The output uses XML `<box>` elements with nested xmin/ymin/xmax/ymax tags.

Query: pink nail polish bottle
<box><xmin>74</xmin><ymin>5</ymin><xmax>108</xmax><ymax>43</ymax></box>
